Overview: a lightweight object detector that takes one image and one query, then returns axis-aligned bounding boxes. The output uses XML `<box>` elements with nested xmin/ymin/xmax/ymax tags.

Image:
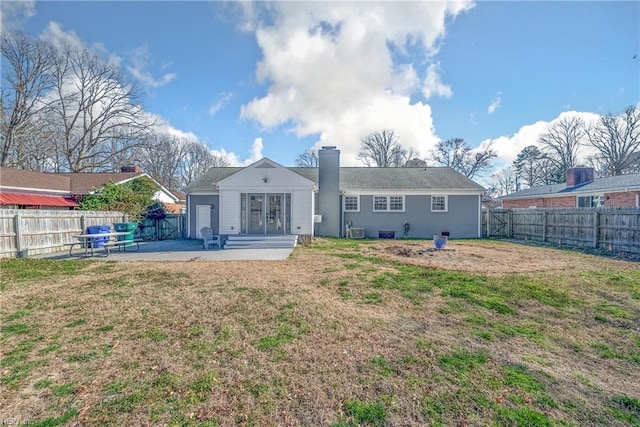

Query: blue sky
<box><xmin>3</xmin><ymin>1</ymin><xmax>639</xmax><ymax>183</ymax></box>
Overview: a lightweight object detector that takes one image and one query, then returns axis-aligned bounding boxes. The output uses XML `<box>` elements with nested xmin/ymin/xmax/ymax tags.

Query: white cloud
<box><xmin>210</xmin><ymin>138</ymin><xmax>265</xmax><ymax>166</ymax></box>
<box><xmin>208</xmin><ymin>92</ymin><xmax>234</xmax><ymax>117</ymax></box>
<box><xmin>148</xmin><ymin>113</ymin><xmax>201</xmax><ymax>143</ymax></box>
<box><xmin>125</xmin><ymin>44</ymin><xmax>177</xmax><ymax>89</ymax></box>
<box><xmin>1</xmin><ymin>0</ymin><xmax>36</xmax><ymax>31</ymax></box>
<box><xmin>489</xmin><ymin>110</ymin><xmax>601</xmax><ymax>171</ymax></box>
<box><xmin>41</xmin><ymin>22</ymin><xmax>85</xmax><ymax>51</ymax></box>
<box><xmin>487</xmin><ymin>91</ymin><xmax>502</xmax><ymax>114</ymax></box>
<box><xmin>239</xmin><ymin>1</ymin><xmax>473</xmax><ymax>165</ymax></box>
<box><xmin>422</xmin><ymin>63</ymin><xmax>453</xmax><ymax>100</ymax></box>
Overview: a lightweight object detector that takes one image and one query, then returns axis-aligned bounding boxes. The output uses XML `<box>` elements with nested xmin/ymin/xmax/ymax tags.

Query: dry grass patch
<box><xmin>1</xmin><ymin>238</ymin><xmax>639</xmax><ymax>426</ymax></box>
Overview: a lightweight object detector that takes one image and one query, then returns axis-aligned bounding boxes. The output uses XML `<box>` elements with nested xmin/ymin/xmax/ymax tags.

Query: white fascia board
<box><xmin>188</xmin><ymin>190</ymin><xmax>219</xmax><ymax>196</ymax></box>
<box><xmin>0</xmin><ymin>185</ymin><xmax>71</xmax><ymax>195</ymax></box>
<box><xmin>341</xmin><ymin>189</ymin><xmax>484</xmax><ymax>196</ymax></box>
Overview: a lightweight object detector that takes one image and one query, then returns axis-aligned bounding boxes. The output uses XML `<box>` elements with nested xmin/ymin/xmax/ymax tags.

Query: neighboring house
<box><xmin>164</xmin><ymin>190</ymin><xmax>186</xmax><ymax>214</ymax></box>
<box><xmin>185</xmin><ymin>146</ymin><xmax>485</xmax><ymax>239</ymax></box>
<box><xmin>0</xmin><ymin>166</ymin><xmax>181</xmax><ymax>210</ymax></box>
<box><xmin>499</xmin><ymin>167</ymin><xmax>640</xmax><ymax>209</ymax></box>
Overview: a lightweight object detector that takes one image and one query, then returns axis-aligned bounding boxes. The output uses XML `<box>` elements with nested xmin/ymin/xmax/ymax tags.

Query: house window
<box><xmin>431</xmin><ymin>195</ymin><xmax>448</xmax><ymax>212</ymax></box>
<box><xmin>373</xmin><ymin>196</ymin><xmax>404</xmax><ymax>212</ymax></box>
<box><xmin>389</xmin><ymin>196</ymin><xmax>404</xmax><ymax>211</ymax></box>
<box><xmin>577</xmin><ymin>195</ymin><xmax>604</xmax><ymax>208</ymax></box>
<box><xmin>344</xmin><ymin>196</ymin><xmax>359</xmax><ymax>212</ymax></box>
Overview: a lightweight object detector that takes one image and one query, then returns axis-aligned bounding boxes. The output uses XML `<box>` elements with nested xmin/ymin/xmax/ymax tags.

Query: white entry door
<box><xmin>196</xmin><ymin>205</ymin><xmax>211</xmax><ymax>238</ymax></box>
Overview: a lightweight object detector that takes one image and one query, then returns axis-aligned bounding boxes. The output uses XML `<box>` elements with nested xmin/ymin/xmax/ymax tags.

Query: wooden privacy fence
<box><xmin>484</xmin><ymin>208</ymin><xmax>640</xmax><ymax>253</ymax></box>
<box><xmin>0</xmin><ymin>209</ymin><xmax>127</xmax><ymax>258</ymax></box>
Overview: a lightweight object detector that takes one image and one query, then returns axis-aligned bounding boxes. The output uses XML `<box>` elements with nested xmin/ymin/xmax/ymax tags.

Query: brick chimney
<box><xmin>566</xmin><ymin>166</ymin><xmax>594</xmax><ymax>187</ymax></box>
<box><xmin>121</xmin><ymin>165</ymin><xmax>142</xmax><ymax>173</ymax></box>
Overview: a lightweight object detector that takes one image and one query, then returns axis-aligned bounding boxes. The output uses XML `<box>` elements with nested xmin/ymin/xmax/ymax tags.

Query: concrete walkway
<box><xmin>40</xmin><ymin>239</ymin><xmax>295</xmax><ymax>261</ymax></box>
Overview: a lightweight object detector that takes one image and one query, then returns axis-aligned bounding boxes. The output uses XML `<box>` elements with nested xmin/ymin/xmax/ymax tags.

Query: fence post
<box><xmin>80</xmin><ymin>215</ymin><xmax>86</xmax><ymax>234</ymax></box>
<box><xmin>593</xmin><ymin>211</ymin><xmax>600</xmax><ymax>248</ymax></box>
<box><xmin>542</xmin><ymin>211</ymin><xmax>547</xmax><ymax>242</ymax></box>
<box><xmin>13</xmin><ymin>214</ymin><xmax>23</xmax><ymax>254</ymax></box>
<box><xmin>487</xmin><ymin>210</ymin><xmax>491</xmax><ymax>237</ymax></box>
<box><xmin>508</xmin><ymin>210</ymin><xmax>513</xmax><ymax>238</ymax></box>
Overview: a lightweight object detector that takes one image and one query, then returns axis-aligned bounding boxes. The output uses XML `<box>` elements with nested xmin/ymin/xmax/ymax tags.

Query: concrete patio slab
<box><xmin>37</xmin><ymin>239</ymin><xmax>295</xmax><ymax>261</ymax></box>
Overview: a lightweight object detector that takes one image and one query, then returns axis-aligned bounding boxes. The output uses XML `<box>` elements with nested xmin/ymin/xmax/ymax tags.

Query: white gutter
<box><xmin>478</xmin><ymin>194</ymin><xmax>482</xmax><ymax>238</ymax></box>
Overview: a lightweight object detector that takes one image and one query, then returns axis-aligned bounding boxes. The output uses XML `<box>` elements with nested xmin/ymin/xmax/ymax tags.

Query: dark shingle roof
<box><xmin>500</xmin><ymin>173</ymin><xmax>640</xmax><ymax>200</ymax></box>
<box><xmin>0</xmin><ymin>167</ymin><xmax>170</xmax><ymax>196</ymax></box>
<box><xmin>186</xmin><ymin>166</ymin><xmax>485</xmax><ymax>192</ymax></box>
<box><xmin>0</xmin><ymin>167</ymin><xmax>71</xmax><ymax>193</ymax></box>
<box><xmin>61</xmin><ymin>172</ymin><xmax>143</xmax><ymax>194</ymax></box>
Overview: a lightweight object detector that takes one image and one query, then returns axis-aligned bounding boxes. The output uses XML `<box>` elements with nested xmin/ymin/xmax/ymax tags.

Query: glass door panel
<box><xmin>266</xmin><ymin>194</ymin><xmax>283</xmax><ymax>234</ymax></box>
<box><xmin>248</xmin><ymin>194</ymin><xmax>264</xmax><ymax>234</ymax></box>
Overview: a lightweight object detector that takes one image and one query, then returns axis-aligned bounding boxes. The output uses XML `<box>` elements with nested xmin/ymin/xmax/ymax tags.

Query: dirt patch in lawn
<box><xmin>359</xmin><ymin>238</ymin><xmax>629</xmax><ymax>275</ymax></box>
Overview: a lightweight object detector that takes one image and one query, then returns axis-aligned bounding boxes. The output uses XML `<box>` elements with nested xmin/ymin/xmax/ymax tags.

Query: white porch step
<box><xmin>223</xmin><ymin>234</ymin><xmax>298</xmax><ymax>249</ymax></box>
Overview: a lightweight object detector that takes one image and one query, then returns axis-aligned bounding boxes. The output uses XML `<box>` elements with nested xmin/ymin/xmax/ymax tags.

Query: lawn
<box><xmin>1</xmin><ymin>238</ymin><xmax>639</xmax><ymax>426</ymax></box>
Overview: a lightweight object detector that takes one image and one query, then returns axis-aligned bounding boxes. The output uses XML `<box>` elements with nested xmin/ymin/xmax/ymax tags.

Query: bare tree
<box><xmin>537</xmin><ymin>116</ymin><xmax>585</xmax><ymax>177</ymax></box>
<box><xmin>586</xmin><ymin>106</ymin><xmax>640</xmax><ymax>176</ymax></box>
<box><xmin>513</xmin><ymin>145</ymin><xmax>563</xmax><ymax>188</ymax></box>
<box><xmin>46</xmin><ymin>42</ymin><xmax>153</xmax><ymax>172</ymax></box>
<box><xmin>137</xmin><ymin>133</ymin><xmax>190</xmax><ymax>190</ymax></box>
<box><xmin>180</xmin><ymin>142</ymin><xmax>229</xmax><ymax>188</ymax></box>
<box><xmin>295</xmin><ymin>149</ymin><xmax>319</xmax><ymax>167</ymax></box>
<box><xmin>429</xmin><ymin>138</ymin><xmax>497</xmax><ymax>178</ymax></box>
<box><xmin>358</xmin><ymin>129</ymin><xmax>415</xmax><ymax>167</ymax></box>
<box><xmin>488</xmin><ymin>167</ymin><xmax>517</xmax><ymax>198</ymax></box>
<box><xmin>1</xmin><ymin>31</ymin><xmax>56</xmax><ymax>166</ymax></box>
<box><xmin>403</xmin><ymin>158</ymin><xmax>428</xmax><ymax>167</ymax></box>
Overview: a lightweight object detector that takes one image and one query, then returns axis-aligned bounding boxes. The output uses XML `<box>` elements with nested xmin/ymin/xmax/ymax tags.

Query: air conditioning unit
<box><xmin>349</xmin><ymin>227</ymin><xmax>365</xmax><ymax>239</ymax></box>
<box><xmin>314</xmin><ymin>215</ymin><xmax>323</xmax><ymax>223</ymax></box>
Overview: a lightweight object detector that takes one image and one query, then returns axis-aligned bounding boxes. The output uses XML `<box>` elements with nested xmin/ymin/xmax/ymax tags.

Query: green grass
<box><xmin>0</xmin><ymin>259</ymin><xmax>88</xmax><ymax>285</ymax></box>
<box><xmin>341</xmin><ymin>399</ymin><xmax>386</xmax><ymax>426</ymax></box>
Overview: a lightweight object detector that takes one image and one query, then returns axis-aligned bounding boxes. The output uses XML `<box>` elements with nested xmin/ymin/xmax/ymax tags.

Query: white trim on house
<box><xmin>372</xmin><ymin>195</ymin><xmax>405</xmax><ymax>212</ymax></box>
<box><xmin>342</xmin><ymin>189</ymin><xmax>482</xmax><ymax>196</ymax></box>
<box><xmin>216</xmin><ymin>158</ymin><xmax>315</xmax><ymax>235</ymax></box>
<box><xmin>343</xmin><ymin>195</ymin><xmax>360</xmax><ymax>212</ymax></box>
<box><xmin>430</xmin><ymin>195</ymin><xmax>448</xmax><ymax>212</ymax></box>
<box><xmin>0</xmin><ymin>185</ymin><xmax>70</xmax><ymax>195</ymax></box>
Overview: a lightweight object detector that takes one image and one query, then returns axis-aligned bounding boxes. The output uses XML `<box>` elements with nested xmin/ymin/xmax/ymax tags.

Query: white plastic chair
<box><xmin>200</xmin><ymin>226</ymin><xmax>221</xmax><ymax>249</ymax></box>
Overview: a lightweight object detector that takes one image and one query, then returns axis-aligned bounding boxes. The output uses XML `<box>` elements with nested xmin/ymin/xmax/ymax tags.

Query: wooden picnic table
<box><xmin>68</xmin><ymin>231</ymin><xmax>132</xmax><ymax>257</ymax></box>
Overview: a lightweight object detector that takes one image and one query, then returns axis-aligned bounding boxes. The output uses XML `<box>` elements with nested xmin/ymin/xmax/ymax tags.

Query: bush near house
<box><xmin>79</xmin><ymin>177</ymin><xmax>158</xmax><ymax>222</ymax></box>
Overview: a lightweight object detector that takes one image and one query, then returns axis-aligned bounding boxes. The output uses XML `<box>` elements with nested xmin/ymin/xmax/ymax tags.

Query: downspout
<box><xmin>477</xmin><ymin>194</ymin><xmax>482</xmax><ymax>238</ymax></box>
<box><xmin>340</xmin><ymin>192</ymin><xmax>345</xmax><ymax>238</ymax></box>
<box><xmin>187</xmin><ymin>194</ymin><xmax>191</xmax><ymax>238</ymax></box>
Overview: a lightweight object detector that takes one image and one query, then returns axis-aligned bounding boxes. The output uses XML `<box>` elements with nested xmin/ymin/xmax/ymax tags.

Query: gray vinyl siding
<box><xmin>344</xmin><ymin>194</ymin><xmax>479</xmax><ymax>238</ymax></box>
<box><xmin>188</xmin><ymin>195</ymin><xmax>219</xmax><ymax>237</ymax></box>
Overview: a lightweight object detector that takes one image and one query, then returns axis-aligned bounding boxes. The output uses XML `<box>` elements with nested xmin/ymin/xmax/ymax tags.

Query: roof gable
<box><xmin>217</xmin><ymin>158</ymin><xmax>315</xmax><ymax>189</ymax></box>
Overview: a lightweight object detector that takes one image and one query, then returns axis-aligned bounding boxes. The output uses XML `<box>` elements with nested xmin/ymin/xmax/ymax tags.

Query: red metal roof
<box><xmin>0</xmin><ymin>192</ymin><xmax>79</xmax><ymax>207</ymax></box>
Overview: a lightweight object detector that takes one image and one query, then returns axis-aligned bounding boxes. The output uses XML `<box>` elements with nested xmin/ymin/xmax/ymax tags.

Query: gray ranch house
<box><xmin>185</xmin><ymin>146</ymin><xmax>485</xmax><ymax>241</ymax></box>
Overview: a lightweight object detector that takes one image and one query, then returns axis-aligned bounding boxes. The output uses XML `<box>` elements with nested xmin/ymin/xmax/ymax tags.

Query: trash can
<box><xmin>114</xmin><ymin>222</ymin><xmax>138</xmax><ymax>246</ymax></box>
<box><xmin>87</xmin><ymin>225</ymin><xmax>111</xmax><ymax>248</ymax></box>
<box><xmin>433</xmin><ymin>235</ymin><xmax>448</xmax><ymax>249</ymax></box>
